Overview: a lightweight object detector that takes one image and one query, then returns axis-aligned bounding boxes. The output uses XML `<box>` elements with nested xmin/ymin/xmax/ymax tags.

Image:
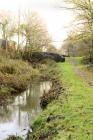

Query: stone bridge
<box><xmin>23</xmin><ymin>52</ymin><xmax>65</xmax><ymax>63</ymax></box>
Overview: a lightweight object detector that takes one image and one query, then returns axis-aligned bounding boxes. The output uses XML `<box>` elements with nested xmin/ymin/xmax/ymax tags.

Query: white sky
<box><xmin>0</xmin><ymin>0</ymin><xmax>73</xmax><ymax>48</ymax></box>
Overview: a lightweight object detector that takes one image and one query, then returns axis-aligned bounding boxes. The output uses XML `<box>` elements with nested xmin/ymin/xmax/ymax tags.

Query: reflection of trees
<box><xmin>16</xmin><ymin>84</ymin><xmax>42</xmax><ymax>128</ymax></box>
<box><xmin>0</xmin><ymin>105</ymin><xmax>12</xmax><ymax>122</ymax></box>
<box><xmin>20</xmin><ymin>84</ymin><xmax>41</xmax><ymax>112</ymax></box>
<box><xmin>19</xmin><ymin>82</ymin><xmax>52</xmax><ymax>112</ymax></box>
<box><xmin>0</xmin><ymin>82</ymin><xmax>52</xmax><ymax>127</ymax></box>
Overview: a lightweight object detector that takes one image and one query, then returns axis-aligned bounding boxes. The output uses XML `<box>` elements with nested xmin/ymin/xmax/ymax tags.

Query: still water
<box><xmin>0</xmin><ymin>81</ymin><xmax>52</xmax><ymax>140</ymax></box>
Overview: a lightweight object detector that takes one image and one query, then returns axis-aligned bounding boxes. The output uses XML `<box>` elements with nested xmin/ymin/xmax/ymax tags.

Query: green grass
<box><xmin>6</xmin><ymin>136</ymin><xmax>23</xmax><ymax>140</ymax></box>
<box><xmin>55</xmin><ymin>61</ymin><xmax>93</xmax><ymax>140</ymax></box>
<box><xmin>29</xmin><ymin>59</ymin><xmax>93</xmax><ymax>140</ymax></box>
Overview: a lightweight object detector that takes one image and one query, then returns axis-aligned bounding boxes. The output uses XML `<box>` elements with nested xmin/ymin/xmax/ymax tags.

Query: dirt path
<box><xmin>70</xmin><ymin>58</ymin><xmax>93</xmax><ymax>88</ymax></box>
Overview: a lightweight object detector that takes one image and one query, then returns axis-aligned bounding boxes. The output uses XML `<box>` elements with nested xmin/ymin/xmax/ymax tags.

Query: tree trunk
<box><xmin>89</xmin><ymin>38</ymin><xmax>93</xmax><ymax>63</ymax></box>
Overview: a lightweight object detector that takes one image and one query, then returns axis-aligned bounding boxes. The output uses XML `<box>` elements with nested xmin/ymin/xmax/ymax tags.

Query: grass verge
<box><xmin>29</xmin><ymin>59</ymin><xmax>93</xmax><ymax>140</ymax></box>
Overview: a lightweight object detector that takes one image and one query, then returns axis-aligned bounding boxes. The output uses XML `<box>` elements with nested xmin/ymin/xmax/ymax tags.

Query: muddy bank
<box><xmin>29</xmin><ymin>78</ymin><xmax>65</xmax><ymax>140</ymax></box>
<box><xmin>40</xmin><ymin>78</ymin><xmax>64</xmax><ymax>109</ymax></box>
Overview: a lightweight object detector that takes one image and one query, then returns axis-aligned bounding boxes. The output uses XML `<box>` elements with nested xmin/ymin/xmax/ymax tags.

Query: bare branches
<box><xmin>62</xmin><ymin>0</ymin><xmax>93</xmax><ymax>58</ymax></box>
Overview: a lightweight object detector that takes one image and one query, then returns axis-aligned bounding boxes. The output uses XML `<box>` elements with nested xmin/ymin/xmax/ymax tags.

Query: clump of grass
<box><xmin>6</xmin><ymin>135</ymin><xmax>23</xmax><ymax>140</ymax></box>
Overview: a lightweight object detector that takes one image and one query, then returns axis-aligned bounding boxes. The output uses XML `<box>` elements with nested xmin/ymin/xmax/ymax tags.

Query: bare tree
<box><xmin>20</xmin><ymin>11</ymin><xmax>51</xmax><ymax>52</ymax></box>
<box><xmin>64</xmin><ymin>0</ymin><xmax>93</xmax><ymax>62</ymax></box>
<box><xmin>0</xmin><ymin>10</ymin><xmax>16</xmax><ymax>40</ymax></box>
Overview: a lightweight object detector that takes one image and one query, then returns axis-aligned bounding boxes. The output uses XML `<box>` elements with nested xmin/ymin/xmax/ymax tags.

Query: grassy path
<box><xmin>29</xmin><ymin>59</ymin><xmax>93</xmax><ymax>140</ymax></box>
<box><xmin>70</xmin><ymin>57</ymin><xmax>93</xmax><ymax>88</ymax></box>
<box><xmin>55</xmin><ymin>60</ymin><xmax>93</xmax><ymax>140</ymax></box>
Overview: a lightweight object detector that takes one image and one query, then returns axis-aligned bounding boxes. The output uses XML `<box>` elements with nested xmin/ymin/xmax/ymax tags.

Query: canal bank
<box><xmin>28</xmin><ymin>62</ymin><xmax>65</xmax><ymax>140</ymax></box>
<box><xmin>28</xmin><ymin>60</ymin><xmax>93</xmax><ymax>140</ymax></box>
<box><xmin>0</xmin><ymin>55</ymin><xmax>40</xmax><ymax>105</ymax></box>
<box><xmin>6</xmin><ymin>60</ymin><xmax>64</xmax><ymax>140</ymax></box>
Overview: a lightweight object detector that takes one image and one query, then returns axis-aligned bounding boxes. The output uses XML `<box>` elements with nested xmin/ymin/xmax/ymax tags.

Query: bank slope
<box><xmin>29</xmin><ymin>60</ymin><xmax>93</xmax><ymax>140</ymax></box>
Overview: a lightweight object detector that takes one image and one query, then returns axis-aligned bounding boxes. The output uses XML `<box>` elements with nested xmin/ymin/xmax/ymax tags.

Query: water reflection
<box><xmin>0</xmin><ymin>81</ymin><xmax>52</xmax><ymax>140</ymax></box>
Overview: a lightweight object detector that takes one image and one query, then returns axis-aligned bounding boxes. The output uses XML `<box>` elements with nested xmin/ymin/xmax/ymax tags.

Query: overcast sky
<box><xmin>0</xmin><ymin>0</ymin><xmax>73</xmax><ymax>48</ymax></box>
